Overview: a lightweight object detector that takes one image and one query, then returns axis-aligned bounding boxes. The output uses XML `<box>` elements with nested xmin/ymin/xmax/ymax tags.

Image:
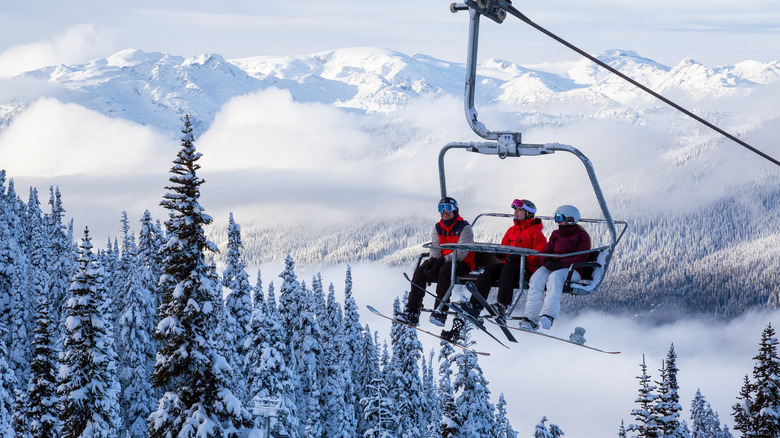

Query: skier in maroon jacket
<box><xmin>520</xmin><ymin>204</ymin><xmax>591</xmax><ymax>331</ymax></box>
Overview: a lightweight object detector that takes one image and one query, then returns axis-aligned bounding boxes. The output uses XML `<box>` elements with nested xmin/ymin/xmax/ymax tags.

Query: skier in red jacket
<box><xmin>399</xmin><ymin>197</ymin><xmax>475</xmax><ymax>328</ymax></box>
<box><xmin>520</xmin><ymin>204</ymin><xmax>591</xmax><ymax>331</ymax></box>
<box><xmin>463</xmin><ymin>199</ymin><xmax>547</xmax><ymax>319</ymax></box>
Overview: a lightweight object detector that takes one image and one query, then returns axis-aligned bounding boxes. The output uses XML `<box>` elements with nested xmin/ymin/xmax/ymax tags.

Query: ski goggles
<box><xmin>511</xmin><ymin>199</ymin><xmax>537</xmax><ymax>214</ymax></box>
<box><xmin>554</xmin><ymin>213</ymin><xmax>567</xmax><ymax>223</ymax></box>
<box><xmin>438</xmin><ymin>203</ymin><xmax>457</xmax><ymax>213</ymax></box>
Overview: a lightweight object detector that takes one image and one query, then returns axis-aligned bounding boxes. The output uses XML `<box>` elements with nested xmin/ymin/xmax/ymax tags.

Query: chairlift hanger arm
<box><xmin>438</xmin><ymin>141</ymin><xmax>618</xmax><ymax>245</ymax></box>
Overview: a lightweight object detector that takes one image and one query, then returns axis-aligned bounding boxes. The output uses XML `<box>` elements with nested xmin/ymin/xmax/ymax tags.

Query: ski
<box><xmin>403</xmin><ymin>272</ymin><xmax>509</xmax><ymax>349</ymax></box>
<box><xmin>366</xmin><ymin>305</ymin><xmax>490</xmax><ymax>356</ymax></box>
<box><xmin>463</xmin><ymin>281</ymin><xmax>517</xmax><ymax>343</ymax></box>
<box><xmin>485</xmin><ymin>319</ymin><xmax>621</xmax><ymax>354</ymax></box>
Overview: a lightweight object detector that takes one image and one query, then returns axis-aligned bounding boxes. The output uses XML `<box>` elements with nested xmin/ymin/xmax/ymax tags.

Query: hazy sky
<box><xmin>1</xmin><ymin>0</ymin><xmax>778</xmax><ymax>79</ymax></box>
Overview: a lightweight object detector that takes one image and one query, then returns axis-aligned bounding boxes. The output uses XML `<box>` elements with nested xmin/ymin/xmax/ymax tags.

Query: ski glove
<box><xmin>543</xmin><ymin>259</ymin><xmax>564</xmax><ymax>271</ymax></box>
<box><xmin>505</xmin><ymin>254</ymin><xmax>523</xmax><ymax>264</ymax></box>
<box><xmin>423</xmin><ymin>257</ymin><xmax>445</xmax><ymax>279</ymax></box>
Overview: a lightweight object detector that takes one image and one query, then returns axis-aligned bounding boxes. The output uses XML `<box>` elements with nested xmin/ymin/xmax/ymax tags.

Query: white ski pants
<box><xmin>523</xmin><ymin>266</ymin><xmax>580</xmax><ymax>324</ymax></box>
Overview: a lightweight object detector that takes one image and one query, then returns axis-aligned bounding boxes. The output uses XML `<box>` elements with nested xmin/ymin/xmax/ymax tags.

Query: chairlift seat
<box><xmin>562</xmin><ymin>249</ymin><xmax>609</xmax><ymax>296</ymax></box>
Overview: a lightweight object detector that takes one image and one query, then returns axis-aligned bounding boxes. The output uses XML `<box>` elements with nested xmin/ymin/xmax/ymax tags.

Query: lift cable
<box><xmin>503</xmin><ymin>5</ymin><xmax>780</xmax><ymax>168</ymax></box>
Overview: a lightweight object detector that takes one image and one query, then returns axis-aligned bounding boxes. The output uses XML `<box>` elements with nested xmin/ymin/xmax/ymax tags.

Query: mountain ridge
<box><xmin>3</xmin><ymin>46</ymin><xmax>779</xmax><ymax>135</ymax></box>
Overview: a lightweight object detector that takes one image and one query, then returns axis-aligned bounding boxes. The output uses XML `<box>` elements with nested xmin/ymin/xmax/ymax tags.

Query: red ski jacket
<box><xmin>434</xmin><ymin>215</ymin><xmax>475</xmax><ymax>271</ymax></box>
<box><xmin>500</xmin><ymin>218</ymin><xmax>547</xmax><ymax>273</ymax></box>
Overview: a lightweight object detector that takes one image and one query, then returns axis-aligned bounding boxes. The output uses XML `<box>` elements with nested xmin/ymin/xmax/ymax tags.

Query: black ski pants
<box><xmin>470</xmin><ymin>262</ymin><xmax>531</xmax><ymax>309</ymax></box>
<box><xmin>407</xmin><ymin>257</ymin><xmax>471</xmax><ymax>313</ymax></box>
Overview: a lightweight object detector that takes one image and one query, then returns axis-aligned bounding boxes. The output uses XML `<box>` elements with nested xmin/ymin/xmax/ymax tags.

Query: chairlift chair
<box><xmin>419</xmin><ymin>0</ymin><xmax>628</xmax><ymax>315</ymax></box>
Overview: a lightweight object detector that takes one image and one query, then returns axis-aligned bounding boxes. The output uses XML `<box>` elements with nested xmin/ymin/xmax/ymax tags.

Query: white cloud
<box><xmin>0</xmin><ymin>98</ymin><xmax>174</xmax><ymax>242</ymax></box>
<box><xmin>0</xmin><ymin>24</ymin><xmax>115</xmax><ymax>78</ymax></box>
<box><xmin>0</xmin><ymin>97</ymin><xmax>171</xmax><ymax>178</ymax></box>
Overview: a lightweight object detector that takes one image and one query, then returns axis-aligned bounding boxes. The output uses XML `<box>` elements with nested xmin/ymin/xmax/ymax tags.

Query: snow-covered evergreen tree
<box><xmin>244</xmin><ymin>282</ymin><xmax>299</xmax><ymax>438</ymax></box>
<box><xmin>0</xmin><ymin>322</ymin><xmax>16</xmax><ymax>436</ymax></box>
<box><xmin>46</xmin><ymin>186</ymin><xmax>74</xmax><ymax>326</ymax></box>
<box><xmin>360</xmin><ymin>330</ymin><xmax>393</xmax><ymax>438</ymax></box>
<box><xmin>24</xmin><ymin>291</ymin><xmax>59</xmax><ymax>438</ymax></box>
<box><xmin>321</xmin><ymin>282</ymin><xmax>355</xmax><ymax>437</ymax></box>
<box><xmin>628</xmin><ymin>355</ymin><xmax>661</xmax><ymax>438</ymax></box>
<box><xmin>388</xmin><ymin>297</ymin><xmax>427</xmax><ymax>437</ymax></box>
<box><xmin>137</xmin><ymin>209</ymin><xmax>163</xmax><ymax>313</ymax></box>
<box><xmin>296</xmin><ymin>283</ymin><xmax>324</xmax><ymax>438</ymax></box>
<box><xmin>343</xmin><ymin>267</ymin><xmax>366</xmax><ymax>433</ymax></box>
<box><xmin>421</xmin><ymin>350</ymin><xmax>440</xmax><ymax>437</ymax></box>
<box><xmin>57</xmin><ymin>228</ymin><xmax>120</xmax><ymax>438</ymax></box>
<box><xmin>655</xmin><ymin>344</ymin><xmax>686</xmax><ymax>438</ymax></box>
<box><xmin>277</xmin><ymin>254</ymin><xmax>304</xmax><ymax>363</ymax></box>
<box><xmin>494</xmin><ymin>393</ymin><xmax>517</xmax><ymax>438</ymax></box>
<box><xmin>115</xmin><ymin>234</ymin><xmax>156</xmax><ymax>438</ymax></box>
<box><xmin>438</xmin><ymin>338</ymin><xmax>459</xmax><ymax>438</ymax></box>
<box><xmin>148</xmin><ymin>115</ymin><xmax>248</xmax><ymax>437</ymax></box>
<box><xmin>220</xmin><ymin>213</ymin><xmax>253</xmax><ymax>404</ymax></box>
<box><xmin>451</xmin><ymin>324</ymin><xmax>494</xmax><ymax>438</ymax></box>
<box><xmin>0</xmin><ymin>171</ymin><xmax>14</xmax><ymax>345</ymax></box>
<box><xmin>548</xmin><ymin>422</ymin><xmax>565</xmax><ymax>438</ymax></box>
<box><xmin>534</xmin><ymin>417</ymin><xmax>552</xmax><ymax>438</ymax></box>
<box><xmin>691</xmin><ymin>388</ymin><xmax>729</xmax><ymax>438</ymax></box>
<box><xmin>732</xmin><ymin>323</ymin><xmax>780</xmax><ymax>438</ymax></box>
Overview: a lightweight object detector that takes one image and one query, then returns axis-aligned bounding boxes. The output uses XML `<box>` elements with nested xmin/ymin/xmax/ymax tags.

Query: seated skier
<box><xmin>519</xmin><ymin>204</ymin><xmax>591</xmax><ymax>331</ymax></box>
<box><xmin>461</xmin><ymin>198</ymin><xmax>546</xmax><ymax>320</ymax></box>
<box><xmin>398</xmin><ymin>197</ymin><xmax>475</xmax><ymax>330</ymax></box>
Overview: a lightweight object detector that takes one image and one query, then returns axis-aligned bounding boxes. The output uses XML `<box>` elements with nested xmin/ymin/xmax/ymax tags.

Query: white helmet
<box><xmin>554</xmin><ymin>205</ymin><xmax>580</xmax><ymax>225</ymax></box>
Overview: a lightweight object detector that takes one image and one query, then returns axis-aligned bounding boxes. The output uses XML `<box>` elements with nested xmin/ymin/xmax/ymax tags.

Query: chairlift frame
<box><xmin>423</xmin><ymin>1</ymin><xmax>628</xmax><ymax>313</ymax></box>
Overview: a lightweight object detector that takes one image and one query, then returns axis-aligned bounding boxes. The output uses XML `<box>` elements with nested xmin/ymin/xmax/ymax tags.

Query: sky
<box><xmin>1</xmin><ymin>0</ymin><xmax>779</xmax><ymax>80</ymax></box>
<box><xmin>1</xmin><ymin>2</ymin><xmax>779</xmax><ymax>435</ymax></box>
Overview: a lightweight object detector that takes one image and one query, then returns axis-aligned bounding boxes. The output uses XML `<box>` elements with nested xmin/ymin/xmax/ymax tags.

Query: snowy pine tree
<box><xmin>57</xmin><ymin>228</ymin><xmax>120</xmax><ymax>438</ymax></box>
<box><xmin>628</xmin><ymin>355</ymin><xmax>661</xmax><ymax>437</ymax></box>
<box><xmin>221</xmin><ymin>213</ymin><xmax>253</xmax><ymax>404</ymax></box>
<box><xmin>451</xmin><ymin>324</ymin><xmax>494</xmax><ymax>438</ymax></box>
<box><xmin>115</xmin><ymin>235</ymin><xmax>156</xmax><ymax>438</ymax></box>
<box><xmin>321</xmin><ymin>282</ymin><xmax>355</xmax><ymax>437</ymax></box>
<box><xmin>388</xmin><ymin>297</ymin><xmax>427</xmax><ymax>437</ymax></box>
<box><xmin>360</xmin><ymin>329</ymin><xmax>394</xmax><ymax>438</ymax></box>
<box><xmin>494</xmin><ymin>394</ymin><xmax>517</xmax><ymax>438</ymax></box>
<box><xmin>137</xmin><ymin>209</ymin><xmax>163</xmax><ymax>314</ymax></box>
<box><xmin>421</xmin><ymin>350</ymin><xmax>440</xmax><ymax>438</ymax></box>
<box><xmin>244</xmin><ymin>281</ymin><xmax>299</xmax><ymax>438</ymax></box>
<box><xmin>0</xmin><ymin>322</ymin><xmax>16</xmax><ymax>436</ymax></box>
<box><xmin>148</xmin><ymin>115</ymin><xmax>248</xmax><ymax>437</ymax></box>
<box><xmin>438</xmin><ymin>338</ymin><xmax>459</xmax><ymax>438</ymax></box>
<box><xmin>343</xmin><ymin>266</ymin><xmax>366</xmax><ymax>433</ymax></box>
<box><xmin>46</xmin><ymin>186</ymin><xmax>74</xmax><ymax>326</ymax></box>
<box><xmin>655</xmin><ymin>344</ymin><xmax>686</xmax><ymax>438</ymax></box>
<box><xmin>296</xmin><ymin>283</ymin><xmax>324</xmax><ymax>438</ymax></box>
<box><xmin>25</xmin><ymin>291</ymin><xmax>59</xmax><ymax>438</ymax></box>
<box><xmin>732</xmin><ymin>323</ymin><xmax>780</xmax><ymax>438</ymax></box>
<box><xmin>534</xmin><ymin>417</ymin><xmax>552</xmax><ymax>438</ymax></box>
<box><xmin>691</xmin><ymin>388</ymin><xmax>729</xmax><ymax>438</ymax></box>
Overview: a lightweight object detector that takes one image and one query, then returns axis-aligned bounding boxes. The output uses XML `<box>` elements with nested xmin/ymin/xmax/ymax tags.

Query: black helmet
<box><xmin>438</xmin><ymin>197</ymin><xmax>459</xmax><ymax>214</ymax></box>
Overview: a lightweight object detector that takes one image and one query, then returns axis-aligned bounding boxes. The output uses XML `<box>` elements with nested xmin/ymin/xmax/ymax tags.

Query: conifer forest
<box><xmin>0</xmin><ymin>117</ymin><xmax>778</xmax><ymax>437</ymax></box>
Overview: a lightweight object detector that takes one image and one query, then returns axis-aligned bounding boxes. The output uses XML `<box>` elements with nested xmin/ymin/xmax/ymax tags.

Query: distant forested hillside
<box><xmin>212</xmin><ymin>181</ymin><xmax>780</xmax><ymax>322</ymax></box>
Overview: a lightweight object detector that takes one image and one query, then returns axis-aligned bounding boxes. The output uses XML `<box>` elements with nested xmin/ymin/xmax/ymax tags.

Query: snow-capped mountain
<box><xmin>3</xmin><ymin>47</ymin><xmax>779</xmax><ymax>136</ymax></box>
